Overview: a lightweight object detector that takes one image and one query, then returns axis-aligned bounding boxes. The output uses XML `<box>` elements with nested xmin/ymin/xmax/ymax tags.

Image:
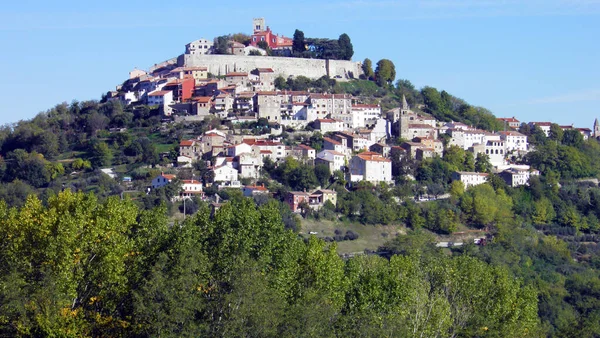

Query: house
<box><xmin>351</xmin><ymin>104</ymin><xmax>382</xmax><ymax>128</ymax></box>
<box><xmin>349</xmin><ymin>151</ymin><xmax>393</xmax><ymax>184</ymax></box>
<box><xmin>250</xmin><ymin>18</ymin><xmax>293</xmax><ymax>50</ymax></box>
<box><xmin>162</xmin><ymin>77</ymin><xmax>195</xmax><ymax>102</ymax></box>
<box><xmin>407</xmin><ymin>123</ymin><xmax>437</xmax><ymax>139</ymax></box>
<box><xmin>316</xmin><ymin>150</ymin><xmax>346</xmax><ymax>173</ymax></box>
<box><xmin>255</xmin><ymin>91</ymin><xmax>282</xmax><ymax>122</ymax></box>
<box><xmin>225</xmin><ymin>72</ymin><xmax>248</xmax><ymax>86</ymax></box>
<box><xmin>254</xmin><ymin>68</ymin><xmax>276</xmax><ymax>91</ymax></box>
<box><xmin>499</xmin><ymin>131</ymin><xmax>528</xmax><ymax>152</ymax></box>
<box><xmin>498</xmin><ymin>168</ymin><xmax>540</xmax><ymax>187</ymax></box>
<box><xmin>227</xmin><ymin>142</ymin><xmax>253</xmax><ymax>157</ymax></box>
<box><xmin>234</xmin><ymin>92</ymin><xmax>255</xmax><ymax>112</ymax></box>
<box><xmin>315</xmin><ymin>118</ymin><xmax>345</xmax><ymax>133</ymax></box>
<box><xmin>151</xmin><ymin>173</ymin><xmax>176</xmax><ymax>189</ymax></box>
<box><xmin>191</xmin><ymin>96</ymin><xmax>213</xmax><ymax>116</ymax></box>
<box><xmin>416</xmin><ymin>147</ymin><xmax>435</xmax><ymax>160</ymax></box>
<box><xmin>169</xmin><ymin>66</ymin><xmax>208</xmax><ymax>83</ymax></box>
<box><xmin>470</xmin><ymin>140</ymin><xmax>506</xmax><ymax>167</ymax></box>
<box><xmin>323</xmin><ymin>137</ymin><xmax>349</xmax><ymax>156</ymax></box>
<box><xmin>528</xmin><ymin>122</ymin><xmax>552</xmax><ymax>137</ymax></box>
<box><xmin>179</xmin><ymin>139</ymin><xmax>202</xmax><ymax>159</ymax></box>
<box><xmin>236</xmin><ymin>152</ymin><xmax>262</xmax><ymax>179</ymax></box>
<box><xmin>214</xmin><ymin>93</ymin><xmax>234</xmax><ymax>116</ymax></box>
<box><xmin>369</xmin><ymin>143</ymin><xmax>391</xmax><ymax>158</ymax></box>
<box><xmin>497</xmin><ymin>117</ymin><xmax>520</xmax><ymax>129</ymax></box>
<box><xmin>201</xmin><ymin>131</ymin><xmax>226</xmax><ymax>155</ymax></box>
<box><xmin>178</xmin><ymin>179</ymin><xmax>204</xmax><ymax>200</ymax></box>
<box><xmin>289</xmin><ymin>144</ymin><xmax>316</xmax><ymax>161</ymax></box>
<box><xmin>228</xmin><ymin>41</ymin><xmax>246</xmax><ymax>55</ymax></box>
<box><xmin>312</xmin><ymin>189</ymin><xmax>337</xmax><ymax>208</ymax></box>
<box><xmin>451</xmin><ymin>171</ymin><xmax>489</xmax><ymax>188</ymax></box>
<box><xmin>212</xmin><ymin>164</ymin><xmax>239</xmax><ymax>183</ymax></box>
<box><xmin>242</xmin><ymin>185</ymin><xmax>269</xmax><ymax>197</ymax></box>
<box><xmin>147</xmin><ymin>90</ymin><xmax>173</xmax><ymax>115</ymax></box>
<box><xmin>185</xmin><ymin>38</ymin><xmax>214</xmax><ymax>55</ymax></box>
<box><xmin>286</xmin><ymin>191</ymin><xmax>311</xmax><ymax>212</ymax></box>
<box><xmin>412</xmin><ymin>136</ymin><xmax>443</xmax><ymax>156</ymax></box>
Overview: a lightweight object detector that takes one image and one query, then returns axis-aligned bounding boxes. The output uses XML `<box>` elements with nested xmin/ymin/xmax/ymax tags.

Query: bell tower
<box><xmin>594</xmin><ymin>118</ymin><xmax>600</xmax><ymax>138</ymax></box>
<box><xmin>253</xmin><ymin>18</ymin><xmax>265</xmax><ymax>32</ymax></box>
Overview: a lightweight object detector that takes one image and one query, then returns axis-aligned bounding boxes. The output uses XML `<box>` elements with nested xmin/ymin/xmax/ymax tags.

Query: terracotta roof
<box><xmin>257</xmin><ymin>68</ymin><xmax>274</xmax><ymax>73</ymax></box>
<box><xmin>296</xmin><ymin>144</ymin><xmax>314</xmax><ymax>150</ymax></box>
<box><xmin>323</xmin><ymin>137</ymin><xmax>342</xmax><ymax>145</ymax></box>
<box><xmin>182</xmin><ymin>179</ymin><xmax>202</xmax><ymax>184</ymax></box>
<box><xmin>180</xmin><ymin>140</ymin><xmax>195</xmax><ymax>146</ymax></box>
<box><xmin>237</xmin><ymin>92</ymin><xmax>256</xmax><ymax>98</ymax></box>
<box><xmin>245</xmin><ymin>185</ymin><xmax>268</xmax><ymax>191</ymax></box>
<box><xmin>499</xmin><ymin>131</ymin><xmax>525</xmax><ymax>137</ymax></box>
<box><xmin>356</xmin><ymin>151</ymin><xmax>391</xmax><ymax>162</ymax></box>
<box><xmin>225</xmin><ymin>72</ymin><xmax>247</xmax><ymax>77</ymax></box>
<box><xmin>318</xmin><ymin>150</ymin><xmax>345</xmax><ymax>157</ymax></box>
<box><xmin>498</xmin><ymin>117</ymin><xmax>519</xmax><ymax>123</ymax></box>
<box><xmin>191</xmin><ymin>96</ymin><xmax>212</xmax><ymax>103</ymax></box>
<box><xmin>161</xmin><ymin>174</ymin><xmax>176</xmax><ymax>180</ymax></box>
<box><xmin>260</xmin><ymin>150</ymin><xmax>272</xmax><ymax>154</ymax></box>
<box><xmin>148</xmin><ymin>90</ymin><xmax>171</xmax><ymax>96</ymax></box>
<box><xmin>256</xmin><ymin>91</ymin><xmax>278</xmax><ymax>95</ymax></box>
<box><xmin>317</xmin><ymin>118</ymin><xmax>339</xmax><ymax>123</ymax></box>
<box><xmin>204</xmin><ymin>132</ymin><xmax>224</xmax><ymax>138</ymax></box>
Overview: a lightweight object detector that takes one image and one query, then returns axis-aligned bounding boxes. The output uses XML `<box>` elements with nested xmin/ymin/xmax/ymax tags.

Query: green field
<box><xmin>300</xmin><ymin>218</ymin><xmax>406</xmax><ymax>254</ymax></box>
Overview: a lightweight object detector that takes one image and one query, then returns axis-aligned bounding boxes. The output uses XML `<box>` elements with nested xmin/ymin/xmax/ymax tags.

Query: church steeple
<box><xmin>594</xmin><ymin>118</ymin><xmax>600</xmax><ymax>138</ymax></box>
<box><xmin>401</xmin><ymin>94</ymin><xmax>409</xmax><ymax>110</ymax></box>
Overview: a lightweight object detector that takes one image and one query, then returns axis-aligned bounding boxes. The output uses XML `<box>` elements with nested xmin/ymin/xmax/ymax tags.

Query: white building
<box><xmin>500</xmin><ymin>131</ymin><xmax>528</xmax><ymax>152</ymax></box>
<box><xmin>315</xmin><ymin>150</ymin><xmax>346</xmax><ymax>173</ymax></box>
<box><xmin>528</xmin><ymin>122</ymin><xmax>552</xmax><ymax>137</ymax></box>
<box><xmin>212</xmin><ymin>164</ymin><xmax>239</xmax><ymax>183</ymax></box>
<box><xmin>185</xmin><ymin>38</ymin><xmax>214</xmax><ymax>55</ymax></box>
<box><xmin>499</xmin><ymin>168</ymin><xmax>540</xmax><ymax>187</ymax></box>
<box><xmin>178</xmin><ymin>179</ymin><xmax>204</xmax><ymax>200</ymax></box>
<box><xmin>351</xmin><ymin>104</ymin><xmax>382</xmax><ymax>128</ymax></box>
<box><xmin>451</xmin><ymin>171</ymin><xmax>489</xmax><ymax>188</ymax></box>
<box><xmin>349</xmin><ymin>151</ymin><xmax>393</xmax><ymax>184</ymax></box>
<box><xmin>471</xmin><ymin>140</ymin><xmax>506</xmax><ymax>167</ymax></box>
<box><xmin>315</xmin><ymin>118</ymin><xmax>345</xmax><ymax>133</ymax></box>
<box><xmin>147</xmin><ymin>90</ymin><xmax>173</xmax><ymax>115</ymax></box>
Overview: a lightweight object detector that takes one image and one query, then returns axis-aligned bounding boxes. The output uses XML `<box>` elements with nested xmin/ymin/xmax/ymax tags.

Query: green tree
<box><xmin>90</xmin><ymin>141</ymin><xmax>113</xmax><ymax>167</ymax></box>
<box><xmin>375</xmin><ymin>59</ymin><xmax>396</xmax><ymax>86</ymax></box>
<box><xmin>475</xmin><ymin>153</ymin><xmax>492</xmax><ymax>173</ymax></box>
<box><xmin>362</xmin><ymin>58</ymin><xmax>374</xmax><ymax>80</ymax></box>
<box><xmin>292</xmin><ymin>29</ymin><xmax>306</xmax><ymax>54</ymax></box>
<box><xmin>337</xmin><ymin>33</ymin><xmax>353</xmax><ymax>60</ymax></box>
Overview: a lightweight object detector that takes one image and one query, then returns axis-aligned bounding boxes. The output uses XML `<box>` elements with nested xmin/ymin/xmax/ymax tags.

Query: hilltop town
<box><xmin>4</xmin><ymin>16</ymin><xmax>600</xmax><ymax>337</ymax></box>
<box><xmin>100</xmin><ymin>17</ymin><xmax>599</xmax><ymax>210</ymax></box>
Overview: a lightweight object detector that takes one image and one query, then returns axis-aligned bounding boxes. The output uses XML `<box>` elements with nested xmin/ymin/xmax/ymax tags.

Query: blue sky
<box><xmin>1</xmin><ymin>0</ymin><xmax>599</xmax><ymax>127</ymax></box>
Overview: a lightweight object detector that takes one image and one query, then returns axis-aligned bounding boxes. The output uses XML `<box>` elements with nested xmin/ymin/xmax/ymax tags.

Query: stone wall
<box><xmin>176</xmin><ymin>54</ymin><xmax>363</xmax><ymax>80</ymax></box>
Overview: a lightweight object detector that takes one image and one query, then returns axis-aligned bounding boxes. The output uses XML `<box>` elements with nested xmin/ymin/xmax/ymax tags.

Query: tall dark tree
<box><xmin>338</xmin><ymin>33</ymin><xmax>353</xmax><ymax>60</ymax></box>
<box><xmin>292</xmin><ymin>29</ymin><xmax>306</xmax><ymax>54</ymax></box>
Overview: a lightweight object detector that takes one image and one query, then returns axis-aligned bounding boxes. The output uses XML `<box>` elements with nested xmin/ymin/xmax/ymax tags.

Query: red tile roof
<box><xmin>356</xmin><ymin>151</ymin><xmax>391</xmax><ymax>162</ymax></box>
<box><xmin>225</xmin><ymin>72</ymin><xmax>248</xmax><ymax>77</ymax></box>
<box><xmin>148</xmin><ymin>90</ymin><xmax>171</xmax><ymax>96</ymax></box>
<box><xmin>180</xmin><ymin>140</ymin><xmax>195</xmax><ymax>146</ymax></box>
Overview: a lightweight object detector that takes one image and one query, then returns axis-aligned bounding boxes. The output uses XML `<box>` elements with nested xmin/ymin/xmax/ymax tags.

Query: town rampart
<box><xmin>177</xmin><ymin>54</ymin><xmax>363</xmax><ymax>80</ymax></box>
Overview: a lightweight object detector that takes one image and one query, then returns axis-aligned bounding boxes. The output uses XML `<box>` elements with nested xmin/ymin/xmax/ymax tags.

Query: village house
<box><xmin>412</xmin><ymin>136</ymin><xmax>443</xmax><ymax>156</ymax></box>
<box><xmin>316</xmin><ymin>150</ymin><xmax>346</xmax><ymax>173</ymax></box>
<box><xmin>499</xmin><ymin>168</ymin><xmax>540</xmax><ymax>187</ymax></box>
<box><xmin>499</xmin><ymin>131</ymin><xmax>528</xmax><ymax>152</ymax></box>
<box><xmin>185</xmin><ymin>38</ymin><xmax>214</xmax><ymax>55</ymax></box>
<box><xmin>191</xmin><ymin>96</ymin><xmax>213</xmax><ymax>116</ymax></box>
<box><xmin>314</xmin><ymin>118</ymin><xmax>345</xmax><ymax>133</ymax></box>
<box><xmin>234</xmin><ymin>92</ymin><xmax>255</xmax><ymax>112</ymax></box>
<box><xmin>470</xmin><ymin>140</ymin><xmax>506</xmax><ymax>167</ymax></box>
<box><xmin>323</xmin><ymin>137</ymin><xmax>349</xmax><ymax>156</ymax></box>
<box><xmin>288</xmin><ymin>144</ymin><xmax>316</xmax><ymax>161</ymax></box>
<box><xmin>151</xmin><ymin>173</ymin><xmax>177</xmax><ymax>189</ymax></box>
<box><xmin>212</xmin><ymin>164</ymin><xmax>239</xmax><ymax>183</ymax></box>
<box><xmin>224</xmin><ymin>72</ymin><xmax>249</xmax><ymax>87</ymax></box>
<box><xmin>243</xmin><ymin>184</ymin><xmax>269</xmax><ymax>197</ymax></box>
<box><xmin>214</xmin><ymin>93</ymin><xmax>234</xmax><ymax>116</ymax></box>
<box><xmin>528</xmin><ymin>122</ymin><xmax>552</xmax><ymax>137</ymax></box>
<box><xmin>254</xmin><ymin>68</ymin><xmax>276</xmax><ymax>91</ymax></box>
<box><xmin>497</xmin><ymin>117</ymin><xmax>520</xmax><ymax>129</ymax></box>
<box><xmin>369</xmin><ymin>143</ymin><xmax>391</xmax><ymax>158</ymax></box>
<box><xmin>351</xmin><ymin>104</ymin><xmax>382</xmax><ymax>128</ymax></box>
<box><xmin>176</xmin><ymin>179</ymin><xmax>204</xmax><ymax>201</ymax></box>
<box><xmin>179</xmin><ymin>139</ymin><xmax>202</xmax><ymax>161</ymax></box>
<box><xmin>169</xmin><ymin>66</ymin><xmax>208</xmax><ymax>83</ymax></box>
<box><xmin>255</xmin><ymin>91</ymin><xmax>282</xmax><ymax>122</ymax></box>
<box><xmin>235</xmin><ymin>152</ymin><xmax>262</xmax><ymax>179</ymax></box>
<box><xmin>349</xmin><ymin>151</ymin><xmax>393</xmax><ymax>184</ymax></box>
<box><xmin>451</xmin><ymin>171</ymin><xmax>489</xmax><ymax>188</ymax></box>
<box><xmin>147</xmin><ymin>90</ymin><xmax>173</xmax><ymax>115</ymax></box>
<box><xmin>286</xmin><ymin>191</ymin><xmax>310</xmax><ymax>212</ymax></box>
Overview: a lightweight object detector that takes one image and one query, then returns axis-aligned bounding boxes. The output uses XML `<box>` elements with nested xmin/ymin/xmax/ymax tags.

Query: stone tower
<box><xmin>594</xmin><ymin>118</ymin><xmax>600</xmax><ymax>138</ymax></box>
<box><xmin>253</xmin><ymin>18</ymin><xmax>265</xmax><ymax>32</ymax></box>
<box><xmin>399</xmin><ymin>95</ymin><xmax>412</xmax><ymax>138</ymax></box>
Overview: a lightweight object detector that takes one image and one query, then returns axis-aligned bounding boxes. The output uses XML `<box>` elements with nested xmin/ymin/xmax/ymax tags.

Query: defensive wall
<box><xmin>177</xmin><ymin>54</ymin><xmax>364</xmax><ymax>80</ymax></box>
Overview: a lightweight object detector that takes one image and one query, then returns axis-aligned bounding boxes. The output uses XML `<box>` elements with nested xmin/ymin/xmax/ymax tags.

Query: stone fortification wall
<box><xmin>177</xmin><ymin>54</ymin><xmax>363</xmax><ymax>80</ymax></box>
<box><xmin>149</xmin><ymin>57</ymin><xmax>178</xmax><ymax>73</ymax></box>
